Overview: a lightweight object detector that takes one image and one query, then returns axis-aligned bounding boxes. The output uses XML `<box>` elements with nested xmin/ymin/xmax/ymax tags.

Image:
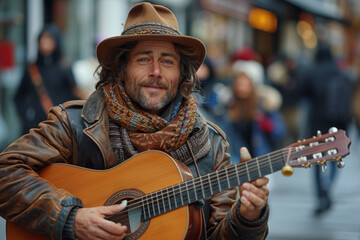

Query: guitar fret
<box><xmin>200</xmin><ymin>175</ymin><xmax>205</xmax><ymax>198</ymax></box>
<box><xmin>208</xmin><ymin>174</ymin><xmax>213</xmax><ymax>195</ymax></box>
<box><xmin>179</xmin><ymin>184</ymin><xmax>184</xmax><ymax>206</ymax></box>
<box><xmin>156</xmin><ymin>191</ymin><xmax>161</xmax><ymax>216</ymax></box>
<box><xmin>185</xmin><ymin>181</ymin><xmax>190</xmax><ymax>203</ymax></box>
<box><xmin>193</xmin><ymin>179</ymin><xmax>198</xmax><ymax>200</ymax></box>
<box><xmin>166</xmin><ymin>188</ymin><xmax>172</xmax><ymax>211</ymax></box>
<box><xmin>245</xmin><ymin>162</ymin><xmax>250</xmax><ymax>181</ymax></box>
<box><xmin>173</xmin><ymin>186</ymin><xmax>178</xmax><ymax>209</ymax></box>
<box><xmin>267</xmin><ymin>153</ymin><xmax>274</xmax><ymax>173</ymax></box>
<box><xmin>216</xmin><ymin>171</ymin><xmax>222</xmax><ymax>192</ymax></box>
<box><xmin>225</xmin><ymin>167</ymin><xmax>231</xmax><ymax>189</ymax></box>
<box><xmin>256</xmin><ymin>157</ymin><xmax>262</xmax><ymax>176</ymax></box>
<box><xmin>235</xmin><ymin>165</ymin><xmax>241</xmax><ymax>185</ymax></box>
<box><xmin>161</xmin><ymin>190</ymin><xmax>166</xmax><ymax>213</ymax></box>
<box><xmin>146</xmin><ymin>195</ymin><xmax>151</xmax><ymax>219</ymax></box>
<box><xmin>151</xmin><ymin>193</ymin><xmax>156</xmax><ymax>217</ymax></box>
<box><xmin>142</xmin><ymin>196</ymin><xmax>147</xmax><ymax>220</ymax></box>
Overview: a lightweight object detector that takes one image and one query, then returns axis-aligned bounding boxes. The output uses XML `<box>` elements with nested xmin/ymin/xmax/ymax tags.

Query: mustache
<box><xmin>141</xmin><ymin>79</ymin><xmax>169</xmax><ymax>89</ymax></box>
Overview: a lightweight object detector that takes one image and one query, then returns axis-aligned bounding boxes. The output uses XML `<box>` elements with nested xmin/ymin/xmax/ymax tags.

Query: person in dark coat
<box><xmin>14</xmin><ymin>24</ymin><xmax>82</xmax><ymax>134</ymax></box>
<box><xmin>301</xmin><ymin>42</ymin><xmax>353</xmax><ymax>216</ymax></box>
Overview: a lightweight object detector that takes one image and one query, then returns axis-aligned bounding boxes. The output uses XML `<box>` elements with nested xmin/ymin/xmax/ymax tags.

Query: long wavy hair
<box><xmin>95</xmin><ymin>42</ymin><xmax>201</xmax><ymax>98</ymax></box>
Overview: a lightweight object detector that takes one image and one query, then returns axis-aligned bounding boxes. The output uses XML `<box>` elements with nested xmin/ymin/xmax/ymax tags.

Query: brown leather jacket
<box><xmin>0</xmin><ymin>90</ymin><xmax>268</xmax><ymax>239</ymax></box>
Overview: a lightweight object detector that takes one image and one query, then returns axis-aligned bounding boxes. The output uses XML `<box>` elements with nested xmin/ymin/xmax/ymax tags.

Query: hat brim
<box><xmin>96</xmin><ymin>34</ymin><xmax>206</xmax><ymax>70</ymax></box>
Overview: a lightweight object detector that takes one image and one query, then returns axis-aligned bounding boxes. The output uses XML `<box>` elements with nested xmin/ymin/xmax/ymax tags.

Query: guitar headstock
<box><xmin>286</xmin><ymin>128</ymin><xmax>351</xmax><ymax>169</ymax></box>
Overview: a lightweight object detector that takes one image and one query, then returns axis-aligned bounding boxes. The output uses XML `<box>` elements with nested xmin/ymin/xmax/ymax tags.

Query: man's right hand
<box><xmin>74</xmin><ymin>200</ymin><xmax>128</xmax><ymax>240</ymax></box>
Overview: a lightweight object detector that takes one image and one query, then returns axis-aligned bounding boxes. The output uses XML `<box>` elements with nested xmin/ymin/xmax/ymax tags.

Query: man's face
<box><xmin>125</xmin><ymin>41</ymin><xmax>181</xmax><ymax>115</ymax></box>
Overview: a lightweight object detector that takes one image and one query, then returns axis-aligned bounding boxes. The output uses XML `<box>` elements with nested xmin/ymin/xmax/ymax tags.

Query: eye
<box><xmin>135</xmin><ymin>57</ymin><xmax>152</xmax><ymax>65</ymax></box>
<box><xmin>160</xmin><ymin>58</ymin><xmax>175</xmax><ymax>66</ymax></box>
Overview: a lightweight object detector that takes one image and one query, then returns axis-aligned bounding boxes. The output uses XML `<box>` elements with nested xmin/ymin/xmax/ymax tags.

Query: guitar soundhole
<box><xmin>104</xmin><ymin>188</ymin><xmax>149</xmax><ymax>240</ymax></box>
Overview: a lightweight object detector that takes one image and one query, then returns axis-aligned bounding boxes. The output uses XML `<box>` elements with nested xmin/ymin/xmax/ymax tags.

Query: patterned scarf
<box><xmin>103</xmin><ymin>83</ymin><xmax>197</xmax><ymax>152</ymax></box>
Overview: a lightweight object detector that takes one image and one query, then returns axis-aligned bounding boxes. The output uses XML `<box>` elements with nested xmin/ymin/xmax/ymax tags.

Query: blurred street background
<box><xmin>2</xmin><ymin>0</ymin><xmax>360</xmax><ymax>239</ymax></box>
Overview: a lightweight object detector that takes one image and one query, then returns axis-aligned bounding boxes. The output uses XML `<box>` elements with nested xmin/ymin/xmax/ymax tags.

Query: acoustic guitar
<box><xmin>6</xmin><ymin>128</ymin><xmax>351</xmax><ymax>240</ymax></box>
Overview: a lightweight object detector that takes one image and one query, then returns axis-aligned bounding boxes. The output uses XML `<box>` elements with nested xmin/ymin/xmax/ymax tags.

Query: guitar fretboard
<box><xmin>136</xmin><ymin>149</ymin><xmax>287</xmax><ymax>220</ymax></box>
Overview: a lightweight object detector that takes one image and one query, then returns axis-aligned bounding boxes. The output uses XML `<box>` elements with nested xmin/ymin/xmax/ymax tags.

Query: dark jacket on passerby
<box><xmin>0</xmin><ymin>90</ymin><xmax>269</xmax><ymax>240</ymax></box>
<box><xmin>301</xmin><ymin>44</ymin><xmax>353</xmax><ymax>134</ymax></box>
<box><xmin>14</xmin><ymin>24</ymin><xmax>78</xmax><ymax>134</ymax></box>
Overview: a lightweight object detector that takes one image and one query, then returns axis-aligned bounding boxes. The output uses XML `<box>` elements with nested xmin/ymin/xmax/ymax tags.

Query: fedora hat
<box><xmin>96</xmin><ymin>2</ymin><xmax>206</xmax><ymax>69</ymax></box>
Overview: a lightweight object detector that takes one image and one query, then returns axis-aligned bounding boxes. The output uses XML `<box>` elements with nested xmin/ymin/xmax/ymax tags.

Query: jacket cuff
<box><xmin>62</xmin><ymin>207</ymin><xmax>79</xmax><ymax>240</ymax></box>
<box><xmin>234</xmin><ymin>198</ymin><xmax>269</xmax><ymax>228</ymax></box>
<box><xmin>226</xmin><ymin>198</ymin><xmax>269</xmax><ymax>239</ymax></box>
<box><xmin>53</xmin><ymin>196</ymin><xmax>83</xmax><ymax>240</ymax></box>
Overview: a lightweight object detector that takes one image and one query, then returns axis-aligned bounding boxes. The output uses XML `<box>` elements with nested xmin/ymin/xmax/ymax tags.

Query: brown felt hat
<box><xmin>96</xmin><ymin>2</ymin><xmax>206</xmax><ymax>69</ymax></box>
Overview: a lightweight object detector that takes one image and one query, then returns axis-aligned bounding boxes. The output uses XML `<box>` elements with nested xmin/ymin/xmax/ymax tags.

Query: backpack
<box><xmin>323</xmin><ymin>72</ymin><xmax>353</xmax><ymax>125</ymax></box>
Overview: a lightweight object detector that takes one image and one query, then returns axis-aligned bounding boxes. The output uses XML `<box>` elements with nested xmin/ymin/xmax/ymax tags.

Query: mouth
<box><xmin>141</xmin><ymin>81</ymin><xmax>168</xmax><ymax>92</ymax></box>
<box><xmin>143</xmin><ymin>84</ymin><xmax>165</xmax><ymax>89</ymax></box>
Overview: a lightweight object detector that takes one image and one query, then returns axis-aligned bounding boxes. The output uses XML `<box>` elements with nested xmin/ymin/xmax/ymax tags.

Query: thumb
<box><xmin>240</xmin><ymin>147</ymin><xmax>251</xmax><ymax>162</ymax></box>
<box><xmin>103</xmin><ymin>200</ymin><xmax>128</xmax><ymax>216</ymax></box>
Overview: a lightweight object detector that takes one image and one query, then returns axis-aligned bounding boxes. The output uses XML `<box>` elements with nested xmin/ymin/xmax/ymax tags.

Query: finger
<box><xmin>251</xmin><ymin>177</ymin><xmax>269</xmax><ymax>188</ymax></box>
<box><xmin>98</xmin><ymin>220</ymin><xmax>128</xmax><ymax>237</ymax></box>
<box><xmin>102</xmin><ymin>200</ymin><xmax>128</xmax><ymax>216</ymax></box>
<box><xmin>86</xmin><ymin>223</ymin><xmax>127</xmax><ymax>240</ymax></box>
<box><xmin>239</xmin><ymin>147</ymin><xmax>251</xmax><ymax>162</ymax></box>
<box><xmin>241</xmin><ymin>182</ymin><xmax>269</xmax><ymax>199</ymax></box>
<box><xmin>242</xmin><ymin>182</ymin><xmax>268</xmax><ymax>202</ymax></box>
<box><xmin>241</xmin><ymin>190</ymin><xmax>266</xmax><ymax>210</ymax></box>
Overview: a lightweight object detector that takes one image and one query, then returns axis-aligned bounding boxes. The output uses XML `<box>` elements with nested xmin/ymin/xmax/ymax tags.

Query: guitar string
<box><xmin>106</xmin><ymin>146</ymin><xmax>296</xmax><ymax>222</ymax></box>
<box><xmin>108</xmin><ymin>141</ymin><xmax>336</xmax><ymax>223</ymax></box>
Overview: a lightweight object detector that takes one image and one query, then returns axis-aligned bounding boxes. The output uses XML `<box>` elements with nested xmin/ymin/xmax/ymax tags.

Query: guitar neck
<box><xmin>136</xmin><ymin>148</ymin><xmax>287</xmax><ymax>221</ymax></box>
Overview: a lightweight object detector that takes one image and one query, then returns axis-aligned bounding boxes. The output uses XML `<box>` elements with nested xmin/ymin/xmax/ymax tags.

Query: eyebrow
<box><xmin>133</xmin><ymin>50</ymin><xmax>179</xmax><ymax>59</ymax></box>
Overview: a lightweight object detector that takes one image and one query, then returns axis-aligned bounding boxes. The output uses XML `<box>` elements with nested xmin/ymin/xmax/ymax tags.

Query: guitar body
<box><xmin>6</xmin><ymin>151</ymin><xmax>202</xmax><ymax>240</ymax></box>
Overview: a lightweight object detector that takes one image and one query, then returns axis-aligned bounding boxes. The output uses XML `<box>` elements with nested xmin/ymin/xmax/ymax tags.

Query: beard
<box><xmin>136</xmin><ymin>89</ymin><xmax>171</xmax><ymax>113</ymax></box>
<box><xmin>125</xmin><ymin>78</ymin><xmax>175</xmax><ymax>114</ymax></box>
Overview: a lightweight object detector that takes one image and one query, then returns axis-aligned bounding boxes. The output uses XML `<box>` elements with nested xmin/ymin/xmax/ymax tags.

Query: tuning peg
<box><xmin>337</xmin><ymin>160</ymin><xmax>345</xmax><ymax>169</ymax></box>
<box><xmin>329</xmin><ymin>127</ymin><xmax>338</xmax><ymax>134</ymax></box>
<box><xmin>321</xmin><ymin>164</ymin><xmax>327</xmax><ymax>172</ymax></box>
<box><xmin>317</xmin><ymin>130</ymin><xmax>322</xmax><ymax>136</ymax></box>
<box><xmin>281</xmin><ymin>165</ymin><xmax>293</xmax><ymax>177</ymax></box>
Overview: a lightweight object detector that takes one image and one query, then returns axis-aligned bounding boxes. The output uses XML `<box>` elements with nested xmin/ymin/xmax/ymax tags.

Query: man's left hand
<box><xmin>238</xmin><ymin>147</ymin><xmax>269</xmax><ymax>221</ymax></box>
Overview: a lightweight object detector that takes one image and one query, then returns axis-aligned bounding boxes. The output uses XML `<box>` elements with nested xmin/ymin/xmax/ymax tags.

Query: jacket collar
<box><xmin>81</xmin><ymin>90</ymin><xmax>106</xmax><ymax>123</ymax></box>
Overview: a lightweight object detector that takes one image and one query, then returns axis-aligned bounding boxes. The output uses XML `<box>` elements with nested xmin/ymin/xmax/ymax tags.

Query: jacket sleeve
<box><xmin>206</xmin><ymin>122</ymin><xmax>269</xmax><ymax>240</ymax></box>
<box><xmin>0</xmin><ymin>105</ymin><xmax>82</xmax><ymax>240</ymax></box>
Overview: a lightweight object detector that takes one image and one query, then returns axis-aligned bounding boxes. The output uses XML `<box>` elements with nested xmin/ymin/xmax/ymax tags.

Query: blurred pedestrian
<box><xmin>14</xmin><ymin>24</ymin><xmax>86</xmax><ymax>134</ymax></box>
<box><xmin>218</xmin><ymin>60</ymin><xmax>286</xmax><ymax>163</ymax></box>
<box><xmin>72</xmin><ymin>35</ymin><xmax>104</xmax><ymax>98</ymax></box>
<box><xmin>267</xmin><ymin>55</ymin><xmax>305</xmax><ymax>145</ymax></box>
<box><xmin>301</xmin><ymin>42</ymin><xmax>353</xmax><ymax>216</ymax></box>
<box><xmin>196</xmin><ymin>56</ymin><xmax>231</xmax><ymax>121</ymax></box>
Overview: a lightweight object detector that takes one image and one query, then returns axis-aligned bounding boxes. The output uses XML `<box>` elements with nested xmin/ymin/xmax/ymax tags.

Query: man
<box><xmin>0</xmin><ymin>3</ymin><xmax>269</xmax><ymax>240</ymax></box>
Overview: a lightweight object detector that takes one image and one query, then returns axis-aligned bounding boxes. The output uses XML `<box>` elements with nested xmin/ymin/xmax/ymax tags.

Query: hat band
<box><xmin>122</xmin><ymin>22</ymin><xmax>181</xmax><ymax>36</ymax></box>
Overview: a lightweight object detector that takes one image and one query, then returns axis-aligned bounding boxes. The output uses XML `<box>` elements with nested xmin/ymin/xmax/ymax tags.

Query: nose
<box><xmin>149</xmin><ymin>60</ymin><xmax>161</xmax><ymax>79</ymax></box>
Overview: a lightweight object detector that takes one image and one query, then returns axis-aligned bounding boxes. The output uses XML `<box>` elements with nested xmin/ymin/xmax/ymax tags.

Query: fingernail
<box><xmin>240</xmin><ymin>148</ymin><xmax>250</xmax><ymax>159</ymax></box>
<box><xmin>120</xmin><ymin>200</ymin><xmax>127</xmax><ymax>210</ymax></box>
<box><xmin>243</xmin><ymin>183</ymin><xmax>250</xmax><ymax>190</ymax></box>
<box><xmin>241</xmin><ymin>196</ymin><xmax>248</xmax><ymax>203</ymax></box>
